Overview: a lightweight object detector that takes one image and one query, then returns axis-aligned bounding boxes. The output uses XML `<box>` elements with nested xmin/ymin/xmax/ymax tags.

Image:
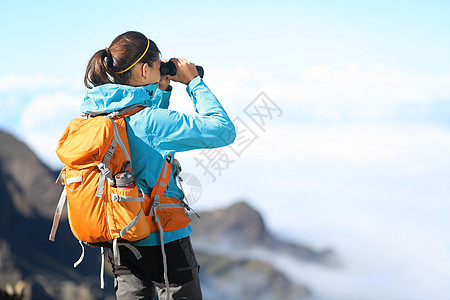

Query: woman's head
<box><xmin>84</xmin><ymin>31</ymin><xmax>161</xmax><ymax>88</ymax></box>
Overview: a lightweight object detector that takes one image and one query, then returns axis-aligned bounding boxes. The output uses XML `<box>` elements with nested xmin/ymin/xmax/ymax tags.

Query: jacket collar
<box><xmin>80</xmin><ymin>83</ymin><xmax>159</xmax><ymax>115</ymax></box>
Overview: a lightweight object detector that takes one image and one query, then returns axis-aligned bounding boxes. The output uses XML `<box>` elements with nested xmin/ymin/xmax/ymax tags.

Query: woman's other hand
<box><xmin>158</xmin><ymin>59</ymin><xmax>171</xmax><ymax>91</ymax></box>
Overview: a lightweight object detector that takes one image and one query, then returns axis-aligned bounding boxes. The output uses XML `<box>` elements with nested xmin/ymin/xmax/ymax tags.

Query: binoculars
<box><xmin>160</xmin><ymin>61</ymin><xmax>204</xmax><ymax>79</ymax></box>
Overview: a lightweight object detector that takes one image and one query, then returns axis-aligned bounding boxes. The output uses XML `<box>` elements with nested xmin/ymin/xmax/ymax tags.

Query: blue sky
<box><xmin>2</xmin><ymin>0</ymin><xmax>450</xmax><ymax>74</ymax></box>
<box><xmin>2</xmin><ymin>1</ymin><xmax>450</xmax><ymax>299</ymax></box>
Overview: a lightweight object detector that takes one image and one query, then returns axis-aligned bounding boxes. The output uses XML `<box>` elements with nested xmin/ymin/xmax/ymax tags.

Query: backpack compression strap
<box><xmin>148</xmin><ymin>154</ymin><xmax>185</xmax><ymax>299</ymax></box>
<box><xmin>150</xmin><ymin>155</ymin><xmax>172</xmax><ymax>202</ymax></box>
<box><xmin>149</xmin><ymin>155</ymin><xmax>187</xmax><ymax>212</ymax></box>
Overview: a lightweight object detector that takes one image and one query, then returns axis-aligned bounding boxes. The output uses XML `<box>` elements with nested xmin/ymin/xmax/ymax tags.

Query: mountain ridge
<box><xmin>191</xmin><ymin>201</ymin><xmax>340</xmax><ymax>267</ymax></box>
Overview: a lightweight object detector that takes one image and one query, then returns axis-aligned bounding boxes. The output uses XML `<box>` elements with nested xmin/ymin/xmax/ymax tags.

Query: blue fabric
<box><xmin>132</xmin><ymin>225</ymin><xmax>193</xmax><ymax>246</ymax></box>
<box><xmin>81</xmin><ymin>77</ymin><xmax>236</xmax><ymax>245</ymax></box>
<box><xmin>81</xmin><ymin>83</ymin><xmax>160</xmax><ymax>115</ymax></box>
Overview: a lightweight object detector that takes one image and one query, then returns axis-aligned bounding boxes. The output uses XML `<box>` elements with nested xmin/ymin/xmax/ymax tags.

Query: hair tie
<box><xmin>116</xmin><ymin>39</ymin><xmax>150</xmax><ymax>74</ymax></box>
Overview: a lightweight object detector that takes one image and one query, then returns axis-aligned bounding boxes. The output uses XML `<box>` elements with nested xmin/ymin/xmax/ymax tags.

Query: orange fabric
<box><xmin>150</xmin><ymin>156</ymin><xmax>172</xmax><ymax>200</ymax></box>
<box><xmin>56</xmin><ymin>117</ymin><xmax>115</xmax><ymax>169</ymax></box>
<box><xmin>64</xmin><ymin>167</ymin><xmax>110</xmax><ymax>243</ymax></box>
<box><xmin>143</xmin><ymin>194</ymin><xmax>192</xmax><ymax>232</ymax></box>
<box><xmin>57</xmin><ymin>114</ymin><xmax>150</xmax><ymax>243</ymax></box>
<box><xmin>144</xmin><ymin>154</ymin><xmax>191</xmax><ymax>233</ymax></box>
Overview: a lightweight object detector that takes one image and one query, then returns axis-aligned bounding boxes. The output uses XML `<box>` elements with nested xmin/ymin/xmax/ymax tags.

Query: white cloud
<box><xmin>20</xmin><ymin>92</ymin><xmax>81</xmax><ymax>129</ymax></box>
<box><xmin>248</xmin><ymin>124</ymin><xmax>399</xmax><ymax>164</ymax></box>
<box><xmin>179</xmin><ymin>122</ymin><xmax>450</xmax><ymax>168</ymax></box>
<box><xmin>192</xmin><ymin>63</ymin><xmax>450</xmax><ymax>124</ymax></box>
<box><xmin>0</xmin><ymin>94</ymin><xmax>21</xmax><ymax>123</ymax></box>
<box><xmin>285</xmin><ymin>63</ymin><xmax>450</xmax><ymax>104</ymax></box>
<box><xmin>0</xmin><ymin>73</ymin><xmax>80</xmax><ymax>92</ymax></box>
<box><xmin>19</xmin><ymin>92</ymin><xmax>82</xmax><ymax>168</ymax></box>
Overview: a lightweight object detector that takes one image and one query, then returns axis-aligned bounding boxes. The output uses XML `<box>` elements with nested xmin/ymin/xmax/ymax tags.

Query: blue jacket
<box><xmin>80</xmin><ymin>76</ymin><xmax>236</xmax><ymax>245</ymax></box>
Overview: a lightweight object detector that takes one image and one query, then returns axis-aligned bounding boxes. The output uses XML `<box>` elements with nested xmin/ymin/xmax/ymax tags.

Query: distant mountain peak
<box><xmin>191</xmin><ymin>200</ymin><xmax>341</xmax><ymax>268</ymax></box>
<box><xmin>192</xmin><ymin>200</ymin><xmax>271</xmax><ymax>246</ymax></box>
<box><xmin>0</xmin><ymin>130</ymin><xmax>60</xmax><ymax>219</ymax></box>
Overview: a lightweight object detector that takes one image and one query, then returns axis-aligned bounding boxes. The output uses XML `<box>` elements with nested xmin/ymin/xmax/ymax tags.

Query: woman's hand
<box><xmin>168</xmin><ymin>58</ymin><xmax>198</xmax><ymax>85</ymax></box>
<box><xmin>158</xmin><ymin>59</ymin><xmax>171</xmax><ymax>91</ymax></box>
<box><xmin>158</xmin><ymin>75</ymin><xmax>171</xmax><ymax>91</ymax></box>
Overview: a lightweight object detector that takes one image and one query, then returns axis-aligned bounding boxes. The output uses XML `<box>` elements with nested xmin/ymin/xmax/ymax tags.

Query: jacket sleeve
<box><xmin>152</xmin><ymin>86</ymin><xmax>172</xmax><ymax>109</ymax></box>
<box><xmin>135</xmin><ymin>76</ymin><xmax>236</xmax><ymax>156</ymax></box>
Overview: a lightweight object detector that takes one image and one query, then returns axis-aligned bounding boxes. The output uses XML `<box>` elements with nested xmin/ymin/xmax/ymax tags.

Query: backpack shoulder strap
<box><xmin>49</xmin><ymin>174</ymin><xmax>67</xmax><ymax>241</ymax></box>
<box><xmin>107</xmin><ymin>104</ymin><xmax>148</xmax><ymax>120</ymax></box>
<box><xmin>150</xmin><ymin>155</ymin><xmax>173</xmax><ymax>203</ymax></box>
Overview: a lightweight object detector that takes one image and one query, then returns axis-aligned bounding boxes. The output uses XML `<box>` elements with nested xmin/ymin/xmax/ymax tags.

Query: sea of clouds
<box><xmin>1</xmin><ymin>63</ymin><xmax>450</xmax><ymax>299</ymax></box>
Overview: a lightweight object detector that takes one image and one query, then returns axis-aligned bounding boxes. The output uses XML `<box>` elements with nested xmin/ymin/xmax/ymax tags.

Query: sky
<box><xmin>1</xmin><ymin>0</ymin><xmax>450</xmax><ymax>299</ymax></box>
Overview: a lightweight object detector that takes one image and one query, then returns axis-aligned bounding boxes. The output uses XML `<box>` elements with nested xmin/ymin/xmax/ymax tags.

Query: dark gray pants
<box><xmin>108</xmin><ymin>237</ymin><xmax>202</xmax><ymax>300</ymax></box>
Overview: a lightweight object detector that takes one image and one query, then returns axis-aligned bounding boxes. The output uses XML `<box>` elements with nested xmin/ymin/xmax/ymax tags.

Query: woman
<box><xmin>82</xmin><ymin>31</ymin><xmax>236</xmax><ymax>299</ymax></box>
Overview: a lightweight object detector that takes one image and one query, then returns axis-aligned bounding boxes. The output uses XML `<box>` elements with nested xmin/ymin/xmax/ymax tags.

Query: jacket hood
<box><xmin>80</xmin><ymin>83</ymin><xmax>159</xmax><ymax>115</ymax></box>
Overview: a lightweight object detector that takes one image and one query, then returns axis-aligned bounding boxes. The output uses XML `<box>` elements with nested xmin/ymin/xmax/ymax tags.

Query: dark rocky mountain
<box><xmin>0</xmin><ymin>130</ymin><xmax>112</xmax><ymax>299</ymax></box>
<box><xmin>0</xmin><ymin>130</ymin><xmax>59</xmax><ymax>219</ymax></box>
<box><xmin>0</xmin><ymin>130</ymin><xmax>340</xmax><ymax>299</ymax></box>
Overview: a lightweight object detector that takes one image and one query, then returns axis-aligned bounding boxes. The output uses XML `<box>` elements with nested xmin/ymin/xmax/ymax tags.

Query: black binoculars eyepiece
<box><xmin>160</xmin><ymin>61</ymin><xmax>204</xmax><ymax>79</ymax></box>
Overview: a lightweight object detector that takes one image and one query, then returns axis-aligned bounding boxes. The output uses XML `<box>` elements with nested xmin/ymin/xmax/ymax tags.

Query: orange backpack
<box><xmin>49</xmin><ymin>104</ymin><xmax>192</xmax><ymax>291</ymax></box>
<box><xmin>49</xmin><ymin>105</ymin><xmax>155</xmax><ymax>274</ymax></box>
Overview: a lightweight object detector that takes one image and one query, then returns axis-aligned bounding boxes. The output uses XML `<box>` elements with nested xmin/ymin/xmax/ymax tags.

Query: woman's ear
<box><xmin>141</xmin><ymin>63</ymin><xmax>150</xmax><ymax>79</ymax></box>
